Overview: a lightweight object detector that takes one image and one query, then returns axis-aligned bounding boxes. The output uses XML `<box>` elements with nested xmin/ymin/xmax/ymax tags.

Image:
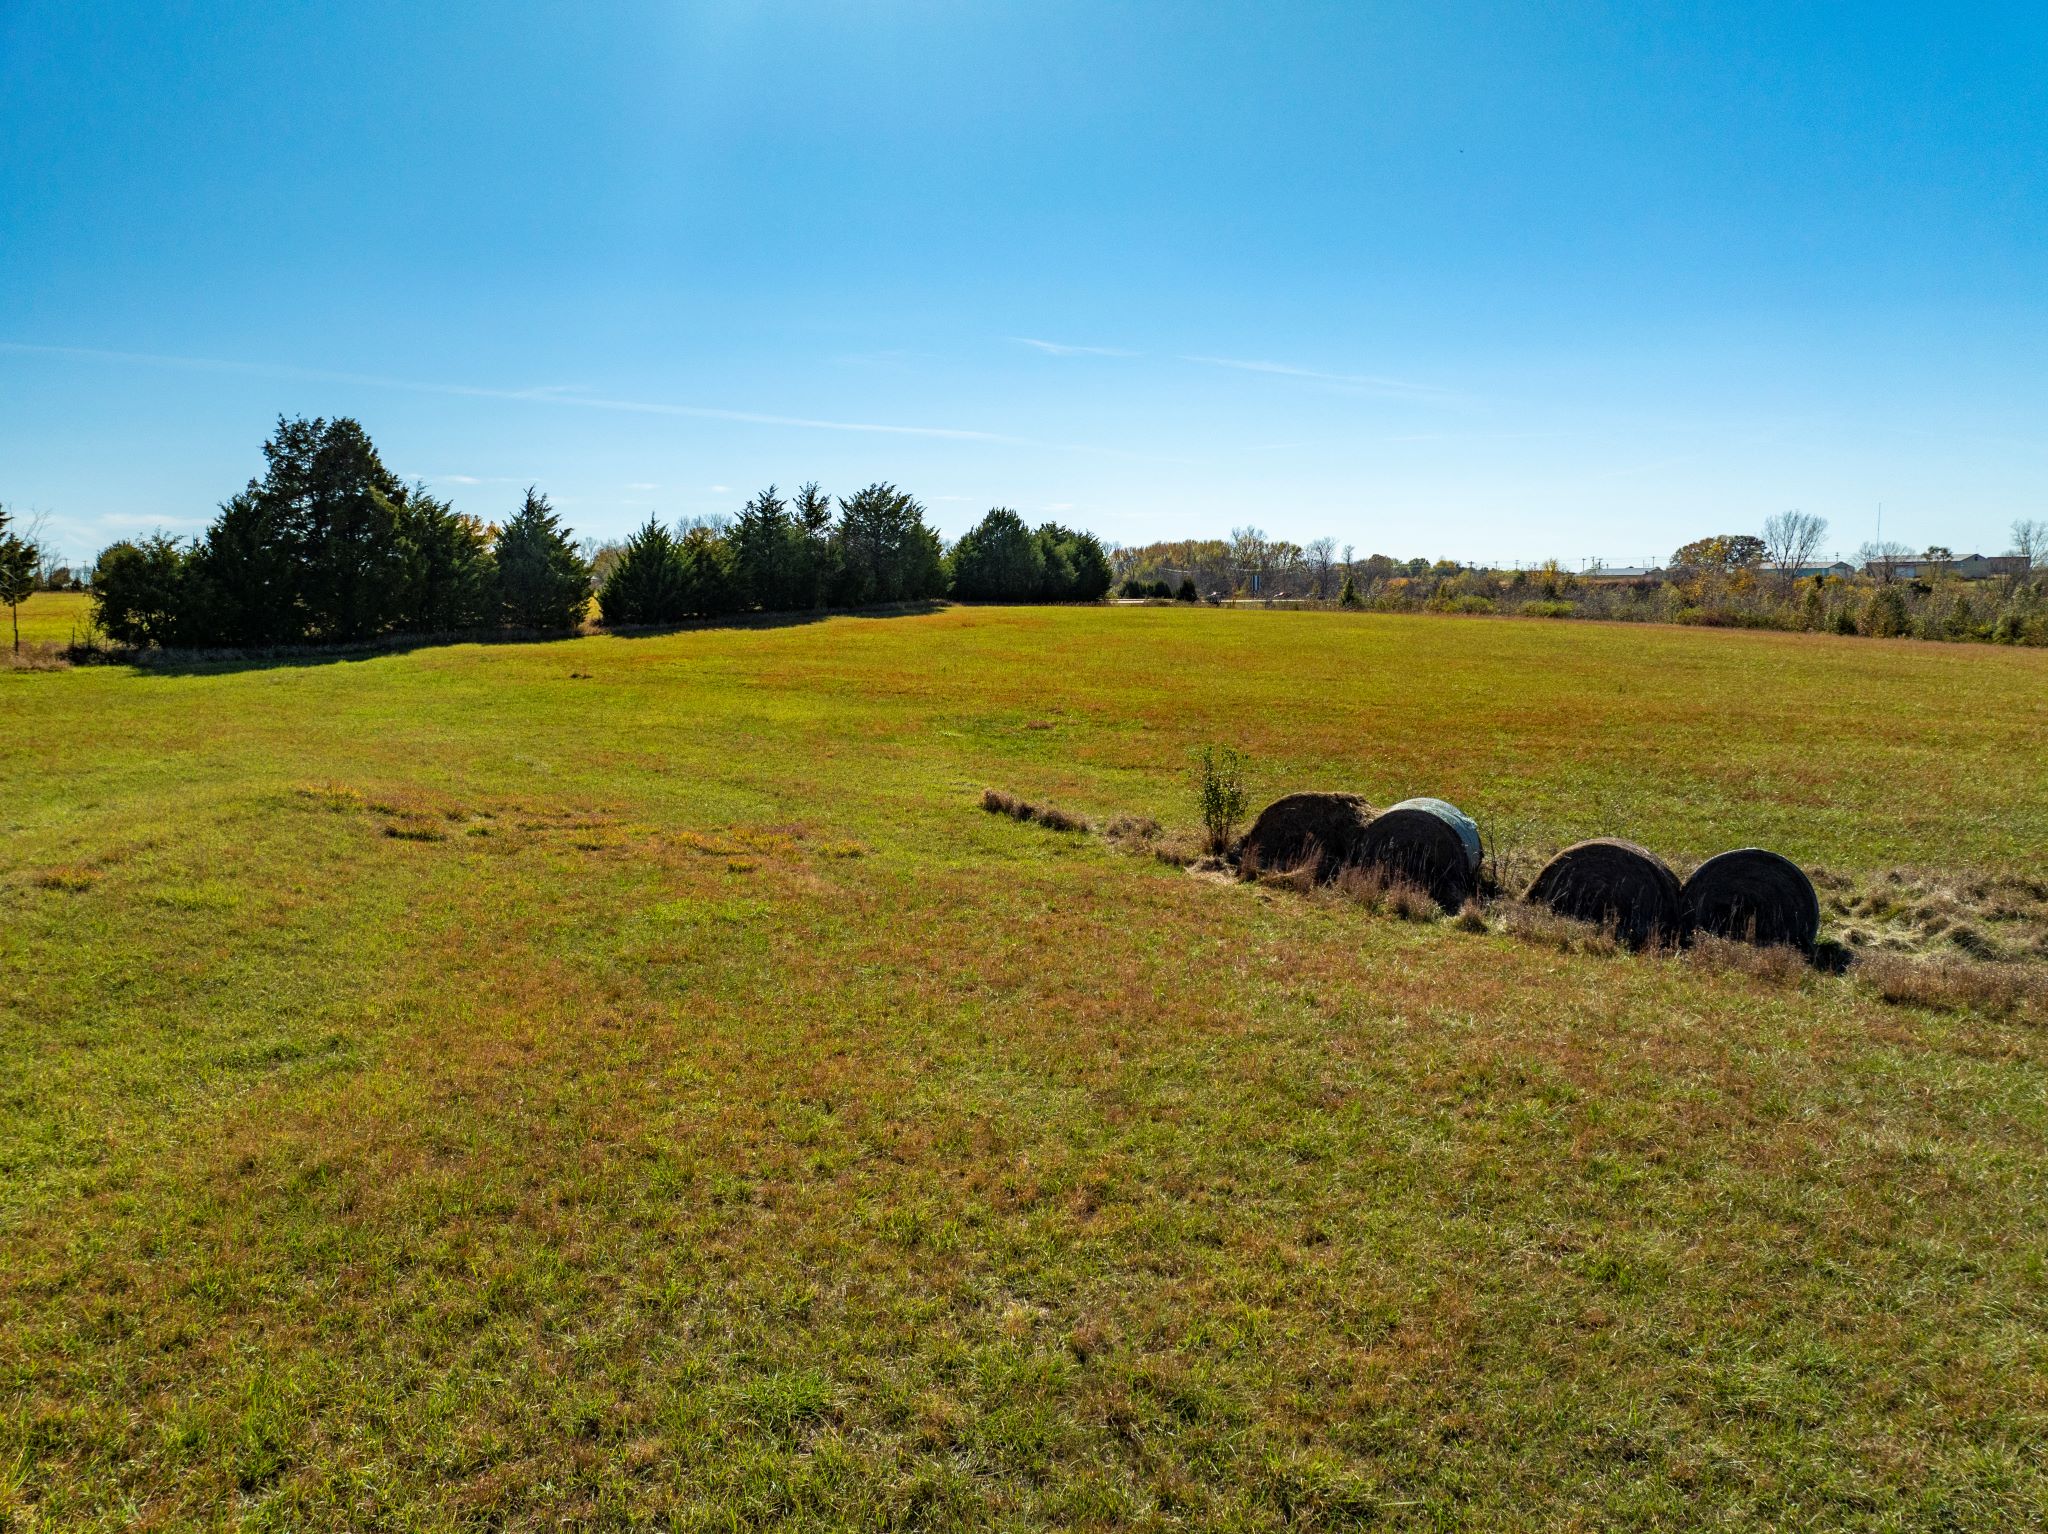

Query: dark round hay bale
<box><xmin>1680</xmin><ymin>848</ymin><xmax>1820</xmax><ymax>951</ymax></box>
<box><xmin>1525</xmin><ymin>838</ymin><xmax>1682</xmax><ymax>949</ymax></box>
<box><xmin>1237</xmin><ymin>792</ymin><xmax>1376</xmax><ymax>880</ymax></box>
<box><xmin>1358</xmin><ymin>798</ymin><xmax>1482</xmax><ymax>910</ymax></box>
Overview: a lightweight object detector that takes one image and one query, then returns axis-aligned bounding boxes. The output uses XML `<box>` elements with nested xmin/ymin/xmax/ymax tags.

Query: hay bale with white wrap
<box><xmin>1357</xmin><ymin>797</ymin><xmax>1483</xmax><ymax>910</ymax></box>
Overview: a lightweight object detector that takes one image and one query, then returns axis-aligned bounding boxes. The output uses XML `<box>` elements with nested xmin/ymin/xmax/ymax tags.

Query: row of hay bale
<box><xmin>1239</xmin><ymin>792</ymin><xmax>1819</xmax><ymax>952</ymax></box>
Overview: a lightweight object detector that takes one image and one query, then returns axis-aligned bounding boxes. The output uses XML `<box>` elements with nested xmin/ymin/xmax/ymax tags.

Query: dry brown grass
<box><xmin>1325</xmin><ymin>860</ymin><xmax>1441</xmax><ymax>922</ymax></box>
<box><xmin>1682</xmin><ymin>931</ymin><xmax>1813</xmax><ymax>986</ymax></box>
<box><xmin>1854</xmin><ymin>950</ymin><xmax>2048</xmax><ymax>1020</ymax></box>
<box><xmin>1493</xmin><ymin>897</ymin><xmax>1624</xmax><ymax>956</ymax></box>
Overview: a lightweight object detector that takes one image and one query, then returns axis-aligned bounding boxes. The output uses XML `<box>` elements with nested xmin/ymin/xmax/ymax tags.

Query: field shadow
<box><xmin>103</xmin><ymin>600</ymin><xmax>951</xmax><ymax>677</ymax></box>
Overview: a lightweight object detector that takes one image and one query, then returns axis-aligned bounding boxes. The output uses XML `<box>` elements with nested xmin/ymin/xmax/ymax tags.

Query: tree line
<box><xmin>1113</xmin><ymin>513</ymin><xmax>2047</xmax><ymax>646</ymax></box>
<box><xmin>85</xmin><ymin>417</ymin><xmax>1113</xmax><ymax>649</ymax></box>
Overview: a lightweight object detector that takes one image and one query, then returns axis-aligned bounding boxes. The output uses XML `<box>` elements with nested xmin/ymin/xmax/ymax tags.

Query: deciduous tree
<box><xmin>1761</xmin><ymin>511</ymin><xmax>1829</xmax><ymax>590</ymax></box>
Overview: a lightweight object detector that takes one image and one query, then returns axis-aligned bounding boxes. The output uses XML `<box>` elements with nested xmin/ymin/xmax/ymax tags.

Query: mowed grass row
<box><xmin>3</xmin><ymin>606</ymin><xmax>2047</xmax><ymax>1530</ymax></box>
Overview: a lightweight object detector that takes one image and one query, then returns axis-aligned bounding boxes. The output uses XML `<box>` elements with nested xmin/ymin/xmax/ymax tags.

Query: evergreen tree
<box><xmin>1036</xmin><ymin>530</ymin><xmax>1078</xmax><ymax>599</ymax></box>
<box><xmin>791</xmin><ymin>482</ymin><xmax>837</xmax><ymax>606</ymax></box>
<box><xmin>731</xmin><ymin>484</ymin><xmax>805</xmax><ymax>611</ymax></box>
<box><xmin>1028</xmin><ymin>523</ymin><xmax>1114</xmax><ymax>601</ymax></box>
<box><xmin>89</xmin><ymin>535</ymin><xmax>199</xmax><ymax>648</ymax></box>
<box><xmin>949</xmin><ymin>508</ymin><xmax>1044</xmax><ymax>600</ymax></box>
<box><xmin>497</xmin><ymin>488</ymin><xmax>592</xmax><ymax>630</ymax></box>
<box><xmin>0</xmin><ymin>507</ymin><xmax>37</xmax><ymax>654</ymax></box>
<box><xmin>191</xmin><ymin>489</ymin><xmax>300</xmax><ymax>646</ymax></box>
<box><xmin>598</xmin><ymin>516</ymin><xmax>688</xmax><ymax>625</ymax></box>
<box><xmin>833</xmin><ymin>483</ymin><xmax>944</xmax><ymax>605</ymax></box>
<box><xmin>252</xmin><ymin>416</ymin><xmax>409</xmax><ymax>641</ymax></box>
<box><xmin>395</xmin><ymin>489</ymin><xmax>497</xmax><ymax>632</ymax></box>
<box><xmin>680</xmin><ymin>525</ymin><xmax>742</xmax><ymax>616</ymax></box>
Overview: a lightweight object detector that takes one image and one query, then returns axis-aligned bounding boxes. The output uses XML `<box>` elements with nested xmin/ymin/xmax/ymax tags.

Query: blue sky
<box><xmin>3</xmin><ymin>1</ymin><xmax>2043</xmax><ymax>569</ymax></box>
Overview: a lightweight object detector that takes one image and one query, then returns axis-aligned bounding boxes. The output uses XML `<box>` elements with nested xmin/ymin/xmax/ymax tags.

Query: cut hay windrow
<box><xmin>1236</xmin><ymin>792</ymin><xmax>1375</xmax><ymax>881</ymax></box>
<box><xmin>1356</xmin><ymin>797</ymin><xmax>1483</xmax><ymax>910</ymax></box>
<box><xmin>1681</xmin><ymin>847</ymin><xmax>1821</xmax><ymax>952</ymax></box>
<box><xmin>1525</xmin><ymin>838</ymin><xmax>1682</xmax><ymax>950</ymax></box>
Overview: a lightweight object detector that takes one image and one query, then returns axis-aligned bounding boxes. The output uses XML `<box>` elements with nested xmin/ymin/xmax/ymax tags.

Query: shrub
<box><xmin>1523</xmin><ymin>600</ymin><xmax>1575</xmax><ymax>618</ymax></box>
<box><xmin>1194</xmin><ymin>745</ymin><xmax>1250</xmax><ymax>854</ymax></box>
<box><xmin>1177</xmin><ymin>577</ymin><xmax>1198</xmax><ymax>602</ymax></box>
<box><xmin>1863</xmin><ymin>583</ymin><xmax>1910</xmax><ymax>638</ymax></box>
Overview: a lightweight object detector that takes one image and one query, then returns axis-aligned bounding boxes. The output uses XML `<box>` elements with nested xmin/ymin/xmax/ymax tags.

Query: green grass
<box><xmin>6</xmin><ymin>591</ymin><xmax>92</xmax><ymax>651</ymax></box>
<box><xmin>4</xmin><ymin>605</ymin><xmax>2047</xmax><ymax>1530</ymax></box>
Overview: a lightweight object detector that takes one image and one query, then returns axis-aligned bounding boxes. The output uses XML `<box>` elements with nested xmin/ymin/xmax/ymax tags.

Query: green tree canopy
<box><xmin>90</xmin><ymin>535</ymin><xmax>198</xmax><ymax>649</ymax></box>
<box><xmin>1670</xmin><ymin>534</ymin><xmax>1767</xmax><ymax>573</ymax></box>
<box><xmin>949</xmin><ymin>508</ymin><xmax>1044</xmax><ymax>600</ymax></box>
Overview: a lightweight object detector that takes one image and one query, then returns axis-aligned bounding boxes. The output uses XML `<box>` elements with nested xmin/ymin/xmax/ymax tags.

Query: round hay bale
<box><xmin>1358</xmin><ymin>798</ymin><xmax>1482</xmax><ymax>910</ymax></box>
<box><xmin>1680</xmin><ymin>848</ymin><xmax>1820</xmax><ymax>951</ymax></box>
<box><xmin>1237</xmin><ymin>792</ymin><xmax>1376</xmax><ymax>880</ymax></box>
<box><xmin>1525</xmin><ymin>838</ymin><xmax>1681</xmax><ymax>949</ymax></box>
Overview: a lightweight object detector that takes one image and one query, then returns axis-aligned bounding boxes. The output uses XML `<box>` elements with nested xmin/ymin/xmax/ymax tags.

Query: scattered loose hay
<box><xmin>1236</xmin><ymin>792</ymin><xmax>1375</xmax><ymax>882</ymax></box>
<box><xmin>1681</xmin><ymin>848</ymin><xmax>1820</xmax><ymax>952</ymax></box>
<box><xmin>1525</xmin><ymin>839</ymin><xmax>1682</xmax><ymax>950</ymax></box>
<box><xmin>980</xmin><ymin>788</ymin><xmax>1091</xmax><ymax>834</ymax></box>
<box><xmin>1356</xmin><ymin>798</ymin><xmax>1482</xmax><ymax>910</ymax></box>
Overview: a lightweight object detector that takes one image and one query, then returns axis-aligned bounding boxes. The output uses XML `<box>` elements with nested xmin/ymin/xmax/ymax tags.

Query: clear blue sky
<box><xmin>4</xmin><ymin>1</ymin><xmax>2043</xmax><ymax>569</ymax></box>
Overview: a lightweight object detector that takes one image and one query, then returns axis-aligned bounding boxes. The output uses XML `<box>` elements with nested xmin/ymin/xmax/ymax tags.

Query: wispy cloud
<box><xmin>1013</xmin><ymin>337</ymin><xmax>1138</xmax><ymax>358</ymax></box>
<box><xmin>0</xmin><ymin>340</ymin><xmax>1034</xmax><ymax>444</ymax></box>
<box><xmin>411</xmin><ymin>472</ymin><xmax>525</xmax><ymax>488</ymax></box>
<box><xmin>707</xmin><ymin>485</ymin><xmax>731</xmax><ymax>494</ymax></box>
<box><xmin>1183</xmin><ymin>354</ymin><xmax>1458</xmax><ymax>404</ymax></box>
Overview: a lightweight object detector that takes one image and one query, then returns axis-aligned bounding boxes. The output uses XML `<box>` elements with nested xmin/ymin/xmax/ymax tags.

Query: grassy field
<box><xmin>6</xmin><ymin>591</ymin><xmax>93</xmax><ymax>651</ymax></box>
<box><xmin>4</xmin><ymin>605</ymin><xmax>2048</xmax><ymax>1530</ymax></box>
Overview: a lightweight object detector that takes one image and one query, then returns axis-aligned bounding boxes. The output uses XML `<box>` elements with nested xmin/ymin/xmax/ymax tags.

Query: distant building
<box><xmin>1863</xmin><ymin>553</ymin><xmax>2028</xmax><ymax>580</ymax></box>
<box><xmin>1783</xmin><ymin>561</ymin><xmax>1856</xmax><ymax>579</ymax></box>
